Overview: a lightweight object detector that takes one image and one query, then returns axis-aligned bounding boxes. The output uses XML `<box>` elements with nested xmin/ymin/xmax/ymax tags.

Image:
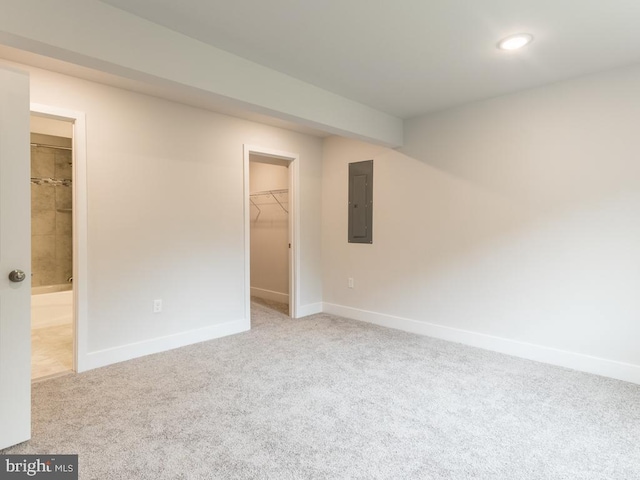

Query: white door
<box><xmin>0</xmin><ymin>66</ymin><xmax>31</xmax><ymax>449</ymax></box>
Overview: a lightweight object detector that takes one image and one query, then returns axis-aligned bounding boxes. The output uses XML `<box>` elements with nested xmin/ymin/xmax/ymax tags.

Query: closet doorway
<box><xmin>244</xmin><ymin>145</ymin><xmax>300</xmax><ymax>323</ymax></box>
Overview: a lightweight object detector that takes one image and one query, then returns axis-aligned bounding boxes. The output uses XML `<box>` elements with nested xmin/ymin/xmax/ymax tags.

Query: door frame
<box><xmin>30</xmin><ymin>103</ymin><xmax>88</xmax><ymax>373</ymax></box>
<box><xmin>243</xmin><ymin>144</ymin><xmax>300</xmax><ymax>320</ymax></box>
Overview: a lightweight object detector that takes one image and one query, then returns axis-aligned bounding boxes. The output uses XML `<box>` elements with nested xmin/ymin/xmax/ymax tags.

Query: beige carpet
<box><xmin>2</xmin><ymin>300</ymin><xmax>639</xmax><ymax>479</ymax></box>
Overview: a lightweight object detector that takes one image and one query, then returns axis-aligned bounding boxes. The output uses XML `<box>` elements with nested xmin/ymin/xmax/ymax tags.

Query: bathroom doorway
<box><xmin>29</xmin><ymin>114</ymin><xmax>75</xmax><ymax>380</ymax></box>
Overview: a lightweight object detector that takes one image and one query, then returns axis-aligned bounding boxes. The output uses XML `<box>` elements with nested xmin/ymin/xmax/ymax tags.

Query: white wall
<box><xmin>249</xmin><ymin>160</ymin><xmax>289</xmax><ymax>302</ymax></box>
<box><xmin>30</xmin><ymin>115</ymin><xmax>72</xmax><ymax>138</ymax></box>
<box><xmin>322</xmin><ymin>64</ymin><xmax>640</xmax><ymax>384</ymax></box>
<box><xmin>1</xmin><ymin>59</ymin><xmax>323</xmax><ymax>369</ymax></box>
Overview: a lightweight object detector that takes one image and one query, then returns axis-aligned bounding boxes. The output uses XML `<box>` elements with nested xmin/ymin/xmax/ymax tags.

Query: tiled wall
<box><xmin>31</xmin><ymin>133</ymin><xmax>73</xmax><ymax>287</ymax></box>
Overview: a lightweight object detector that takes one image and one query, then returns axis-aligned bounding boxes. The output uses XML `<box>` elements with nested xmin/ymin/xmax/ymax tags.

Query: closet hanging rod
<box><xmin>31</xmin><ymin>142</ymin><xmax>72</xmax><ymax>151</ymax></box>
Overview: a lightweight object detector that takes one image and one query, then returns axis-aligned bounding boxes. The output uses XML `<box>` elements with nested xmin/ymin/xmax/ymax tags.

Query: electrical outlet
<box><xmin>153</xmin><ymin>299</ymin><xmax>162</xmax><ymax>313</ymax></box>
<box><xmin>348</xmin><ymin>278</ymin><xmax>354</xmax><ymax>289</ymax></box>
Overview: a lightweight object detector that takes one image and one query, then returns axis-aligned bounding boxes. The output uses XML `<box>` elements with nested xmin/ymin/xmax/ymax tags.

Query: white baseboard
<box><xmin>323</xmin><ymin>303</ymin><xmax>640</xmax><ymax>385</ymax></box>
<box><xmin>81</xmin><ymin>318</ymin><xmax>249</xmax><ymax>372</ymax></box>
<box><xmin>251</xmin><ymin>287</ymin><xmax>289</xmax><ymax>304</ymax></box>
<box><xmin>296</xmin><ymin>302</ymin><xmax>323</xmax><ymax>318</ymax></box>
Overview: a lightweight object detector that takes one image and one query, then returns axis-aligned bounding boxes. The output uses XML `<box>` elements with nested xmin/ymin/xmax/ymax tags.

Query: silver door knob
<box><xmin>8</xmin><ymin>270</ymin><xmax>26</xmax><ymax>283</ymax></box>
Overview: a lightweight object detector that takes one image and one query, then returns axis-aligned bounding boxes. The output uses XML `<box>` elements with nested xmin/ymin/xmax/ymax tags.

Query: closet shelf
<box><xmin>250</xmin><ymin>188</ymin><xmax>288</xmax><ymax>196</ymax></box>
<box><xmin>250</xmin><ymin>189</ymin><xmax>288</xmax><ymax>216</ymax></box>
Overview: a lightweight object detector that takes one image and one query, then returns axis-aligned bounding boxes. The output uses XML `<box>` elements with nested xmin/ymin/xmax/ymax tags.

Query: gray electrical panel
<box><xmin>348</xmin><ymin>160</ymin><xmax>373</xmax><ymax>243</ymax></box>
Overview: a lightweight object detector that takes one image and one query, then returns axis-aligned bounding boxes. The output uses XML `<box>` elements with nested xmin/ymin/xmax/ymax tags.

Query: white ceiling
<box><xmin>99</xmin><ymin>0</ymin><xmax>640</xmax><ymax>118</ymax></box>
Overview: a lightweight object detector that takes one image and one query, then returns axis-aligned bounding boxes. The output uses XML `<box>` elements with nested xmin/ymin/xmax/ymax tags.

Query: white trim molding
<box><xmin>84</xmin><ymin>319</ymin><xmax>248</xmax><ymax>371</ymax></box>
<box><xmin>297</xmin><ymin>303</ymin><xmax>323</xmax><ymax>318</ymax></box>
<box><xmin>250</xmin><ymin>287</ymin><xmax>289</xmax><ymax>305</ymax></box>
<box><xmin>323</xmin><ymin>303</ymin><xmax>640</xmax><ymax>385</ymax></box>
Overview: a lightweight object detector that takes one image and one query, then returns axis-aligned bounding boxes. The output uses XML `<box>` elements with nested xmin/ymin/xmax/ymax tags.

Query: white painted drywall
<box><xmin>0</xmin><ymin>58</ymin><xmax>323</xmax><ymax>366</ymax></box>
<box><xmin>0</xmin><ymin>0</ymin><xmax>402</xmax><ymax>147</ymax></box>
<box><xmin>30</xmin><ymin>115</ymin><xmax>73</xmax><ymax>138</ymax></box>
<box><xmin>249</xmin><ymin>160</ymin><xmax>289</xmax><ymax>301</ymax></box>
<box><xmin>322</xmin><ymin>64</ymin><xmax>640</xmax><ymax>383</ymax></box>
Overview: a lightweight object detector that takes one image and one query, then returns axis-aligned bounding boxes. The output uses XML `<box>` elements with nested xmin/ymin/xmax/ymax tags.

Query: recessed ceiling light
<box><xmin>497</xmin><ymin>33</ymin><xmax>534</xmax><ymax>51</ymax></box>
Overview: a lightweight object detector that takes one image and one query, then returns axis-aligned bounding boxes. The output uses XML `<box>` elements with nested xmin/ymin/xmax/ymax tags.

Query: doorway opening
<box><xmin>29</xmin><ymin>115</ymin><xmax>75</xmax><ymax>380</ymax></box>
<box><xmin>29</xmin><ymin>104</ymin><xmax>87</xmax><ymax>378</ymax></box>
<box><xmin>244</xmin><ymin>145</ymin><xmax>300</xmax><ymax>325</ymax></box>
<box><xmin>249</xmin><ymin>155</ymin><xmax>290</xmax><ymax>317</ymax></box>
